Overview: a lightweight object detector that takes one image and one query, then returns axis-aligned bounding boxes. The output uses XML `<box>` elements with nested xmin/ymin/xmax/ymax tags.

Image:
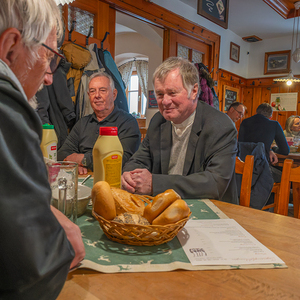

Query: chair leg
<box><xmin>293</xmin><ymin>182</ymin><xmax>300</xmax><ymax>218</ymax></box>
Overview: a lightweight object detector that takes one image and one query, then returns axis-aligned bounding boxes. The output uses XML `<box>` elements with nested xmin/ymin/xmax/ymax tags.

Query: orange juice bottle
<box><xmin>93</xmin><ymin>127</ymin><xmax>123</xmax><ymax>187</ymax></box>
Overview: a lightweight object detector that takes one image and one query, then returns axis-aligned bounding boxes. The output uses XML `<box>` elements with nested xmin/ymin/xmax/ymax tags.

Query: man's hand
<box><xmin>50</xmin><ymin>206</ymin><xmax>85</xmax><ymax>269</ymax></box>
<box><xmin>78</xmin><ymin>166</ymin><xmax>88</xmax><ymax>175</ymax></box>
<box><xmin>269</xmin><ymin>150</ymin><xmax>278</xmax><ymax>165</ymax></box>
<box><xmin>129</xmin><ymin>168</ymin><xmax>153</xmax><ymax>195</ymax></box>
<box><xmin>121</xmin><ymin>171</ymin><xmax>136</xmax><ymax>193</ymax></box>
<box><xmin>64</xmin><ymin>153</ymin><xmax>84</xmax><ymax>165</ymax></box>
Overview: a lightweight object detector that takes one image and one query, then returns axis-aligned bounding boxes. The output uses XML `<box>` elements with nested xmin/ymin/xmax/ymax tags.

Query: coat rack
<box><xmin>86</xmin><ymin>26</ymin><xmax>93</xmax><ymax>46</ymax></box>
<box><xmin>101</xmin><ymin>32</ymin><xmax>110</xmax><ymax>49</ymax></box>
<box><xmin>68</xmin><ymin>20</ymin><xmax>76</xmax><ymax>41</ymax></box>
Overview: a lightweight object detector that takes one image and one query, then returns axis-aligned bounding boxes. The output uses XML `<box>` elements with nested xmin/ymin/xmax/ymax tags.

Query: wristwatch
<box><xmin>81</xmin><ymin>156</ymin><xmax>87</xmax><ymax>167</ymax></box>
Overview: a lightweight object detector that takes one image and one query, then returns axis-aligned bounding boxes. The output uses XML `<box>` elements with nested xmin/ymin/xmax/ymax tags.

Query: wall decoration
<box><xmin>264</xmin><ymin>50</ymin><xmax>291</xmax><ymax>75</ymax></box>
<box><xmin>270</xmin><ymin>93</ymin><xmax>297</xmax><ymax>111</ymax></box>
<box><xmin>230</xmin><ymin>42</ymin><xmax>240</xmax><ymax>63</ymax></box>
<box><xmin>197</xmin><ymin>0</ymin><xmax>229</xmax><ymax>29</ymax></box>
<box><xmin>223</xmin><ymin>85</ymin><xmax>240</xmax><ymax>111</ymax></box>
<box><xmin>148</xmin><ymin>90</ymin><xmax>158</xmax><ymax>108</ymax></box>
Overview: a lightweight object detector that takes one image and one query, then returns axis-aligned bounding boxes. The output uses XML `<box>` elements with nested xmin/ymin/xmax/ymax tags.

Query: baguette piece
<box><xmin>152</xmin><ymin>199</ymin><xmax>190</xmax><ymax>225</ymax></box>
<box><xmin>143</xmin><ymin>189</ymin><xmax>180</xmax><ymax>223</ymax></box>
<box><xmin>111</xmin><ymin>187</ymin><xmax>145</xmax><ymax>215</ymax></box>
<box><xmin>92</xmin><ymin>181</ymin><xmax>116</xmax><ymax>220</ymax></box>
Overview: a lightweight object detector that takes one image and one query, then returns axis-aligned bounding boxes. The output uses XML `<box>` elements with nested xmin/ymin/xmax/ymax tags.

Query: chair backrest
<box><xmin>235</xmin><ymin>155</ymin><xmax>254</xmax><ymax>207</ymax></box>
<box><xmin>277</xmin><ymin>158</ymin><xmax>300</xmax><ymax>216</ymax></box>
<box><xmin>140</xmin><ymin>127</ymin><xmax>147</xmax><ymax>142</ymax></box>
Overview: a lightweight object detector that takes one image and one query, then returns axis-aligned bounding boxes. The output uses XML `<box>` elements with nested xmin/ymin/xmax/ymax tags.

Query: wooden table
<box><xmin>57</xmin><ymin>201</ymin><xmax>300</xmax><ymax>300</ymax></box>
<box><xmin>276</xmin><ymin>153</ymin><xmax>300</xmax><ymax>167</ymax></box>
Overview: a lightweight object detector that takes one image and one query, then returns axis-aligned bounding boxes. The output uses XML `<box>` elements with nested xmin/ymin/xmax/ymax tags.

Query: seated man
<box><xmin>0</xmin><ymin>0</ymin><xmax>85</xmax><ymax>298</ymax></box>
<box><xmin>58</xmin><ymin>71</ymin><xmax>141</xmax><ymax>174</ymax></box>
<box><xmin>226</xmin><ymin>102</ymin><xmax>246</xmax><ymax>123</ymax></box>
<box><xmin>238</xmin><ymin>103</ymin><xmax>289</xmax><ymax>181</ymax></box>
<box><xmin>122</xmin><ymin>57</ymin><xmax>238</xmax><ymax>203</ymax></box>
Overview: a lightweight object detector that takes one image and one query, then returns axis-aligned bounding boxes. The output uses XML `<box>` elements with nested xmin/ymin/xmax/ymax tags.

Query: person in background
<box><xmin>284</xmin><ymin>115</ymin><xmax>300</xmax><ymax>138</ymax></box>
<box><xmin>238</xmin><ymin>103</ymin><xmax>289</xmax><ymax>176</ymax></box>
<box><xmin>226</xmin><ymin>102</ymin><xmax>246</xmax><ymax>123</ymax></box>
<box><xmin>122</xmin><ymin>57</ymin><xmax>238</xmax><ymax>203</ymax></box>
<box><xmin>0</xmin><ymin>1</ymin><xmax>85</xmax><ymax>299</ymax></box>
<box><xmin>58</xmin><ymin>71</ymin><xmax>141</xmax><ymax>175</ymax></box>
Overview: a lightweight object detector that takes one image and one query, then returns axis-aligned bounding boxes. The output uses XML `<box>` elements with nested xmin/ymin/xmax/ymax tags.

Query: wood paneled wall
<box><xmin>217</xmin><ymin>69</ymin><xmax>300</xmax><ymax>131</ymax></box>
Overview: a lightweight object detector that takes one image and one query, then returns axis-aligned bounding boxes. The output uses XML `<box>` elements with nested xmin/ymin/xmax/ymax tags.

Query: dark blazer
<box><xmin>123</xmin><ymin>101</ymin><xmax>238</xmax><ymax>204</ymax></box>
<box><xmin>238</xmin><ymin>114</ymin><xmax>289</xmax><ymax>159</ymax></box>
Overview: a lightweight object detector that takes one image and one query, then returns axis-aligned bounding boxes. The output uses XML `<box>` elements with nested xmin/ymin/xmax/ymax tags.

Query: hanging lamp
<box><xmin>54</xmin><ymin>0</ymin><xmax>75</xmax><ymax>5</ymax></box>
<box><xmin>274</xmin><ymin>1</ymin><xmax>300</xmax><ymax>85</ymax></box>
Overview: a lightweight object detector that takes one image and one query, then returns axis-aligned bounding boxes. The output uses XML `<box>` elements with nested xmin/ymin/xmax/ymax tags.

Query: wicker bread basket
<box><xmin>92</xmin><ymin>209</ymin><xmax>191</xmax><ymax>246</ymax></box>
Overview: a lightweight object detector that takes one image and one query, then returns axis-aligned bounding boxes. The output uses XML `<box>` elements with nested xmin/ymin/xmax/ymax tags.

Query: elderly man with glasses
<box><xmin>0</xmin><ymin>1</ymin><xmax>85</xmax><ymax>299</ymax></box>
<box><xmin>226</xmin><ymin>102</ymin><xmax>246</xmax><ymax>123</ymax></box>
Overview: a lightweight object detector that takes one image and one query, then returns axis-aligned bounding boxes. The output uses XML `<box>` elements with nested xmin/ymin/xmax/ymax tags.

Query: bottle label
<box><xmin>46</xmin><ymin>142</ymin><xmax>57</xmax><ymax>161</ymax></box>
<box><xmin>103</xmin><ymin>154</ymin><xmax>122</xmax><ymax>187</ymax></box>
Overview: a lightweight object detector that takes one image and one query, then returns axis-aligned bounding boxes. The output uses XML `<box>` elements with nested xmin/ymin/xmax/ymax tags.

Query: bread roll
<box><xmin>92</xmin><ymin>181</ymin><xmax>116</xmax><ymax>220</ymax></box>
<box><xmin>111</xmin><ymin>187</ymin><xmax>145</xmax><ymax>215</ymax></box>
<box><xmin>152</xmin><ymin>199</ymin><xmax>190</xmax><ymax>225</ymax></box>
<box><xmin>143</xmin><ymin>189</ymin><xmax>180</xmax><ymax>223</ymax></box>
<box><xmin>113</xmin><ymin>213</ymin><xmax>150</xmax><ymax>225</ymax></box>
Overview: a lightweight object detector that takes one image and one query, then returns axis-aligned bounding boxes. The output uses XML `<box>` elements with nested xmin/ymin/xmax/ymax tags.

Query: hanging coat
<box><xmin>96</xmin><ymin>47</ymin><xmax>129</xmax><ymax>112</ymax></box>
<box><xmin>61</xmin><ymin>42</ymin><xmax>91</xmax><ymax>104</ymax></box>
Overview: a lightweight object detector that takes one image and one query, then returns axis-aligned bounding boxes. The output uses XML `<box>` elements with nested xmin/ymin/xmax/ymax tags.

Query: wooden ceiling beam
<box><xmin>263</xmin><ymin>0</ymin><xmax>297</xmax><ymax>19</ymax></box>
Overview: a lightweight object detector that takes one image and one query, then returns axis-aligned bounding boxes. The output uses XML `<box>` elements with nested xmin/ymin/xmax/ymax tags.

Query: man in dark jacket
<box><xmin>0</xmin><ymin>1</ymin><xmax>85</xmax><ymax>299</ymax></box>
<box><xmin>122</xmin><ymin>57</ymin><xmax>238</xmax><ymax>203</ymax></box>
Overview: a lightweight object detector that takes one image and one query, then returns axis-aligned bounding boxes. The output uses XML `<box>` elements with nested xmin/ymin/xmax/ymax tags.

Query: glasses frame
<box><xmin>233</xmin><ymin>107</ymin><xmax>244</xmax><ymax>118</ymax></box>
<box><xmin>40</xmin><ymin>43</ymin><xmax>65</xmax><ymax>75</ymax></box>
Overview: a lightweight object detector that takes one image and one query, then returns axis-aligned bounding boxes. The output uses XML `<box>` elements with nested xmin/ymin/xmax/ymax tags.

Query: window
<box><xmin>127</xmin><ymin>72</ymin><xmax>147</xmax><ymax>116</ymax></box>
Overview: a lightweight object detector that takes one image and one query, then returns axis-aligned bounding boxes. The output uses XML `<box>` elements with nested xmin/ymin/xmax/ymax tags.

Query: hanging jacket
<box><xmin>96</xmin><ymin>47</ymin><xmax>129</xmax><ymax>112</ymax></box>
<box><xmin>237</xmin><ymin>142</ymin><xmax>274</xmax><ymax>209</ymax></box>
<box><xmin>75</xmin><ymin>43</ymin><xmax>105</xmax><ymax>120</ymax></box>
<box><xmin>61</xmin><ymin>42</ymin><xmax>91</xmax><ymax>104</ymax></box>
<box><xmin>36</xmin><ymin>60</ymin><xmax>76</xmax><ymax>149</ymax></box>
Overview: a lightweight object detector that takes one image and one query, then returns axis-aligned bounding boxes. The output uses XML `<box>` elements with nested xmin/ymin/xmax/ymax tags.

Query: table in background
<box><xmin>57</xmin><ymin>200</ymin><xmax>300</xmax><ymax>300</ymax></box>
<box><xmin>276</xmin><ymin>153</ymin><xmax>300</xmax><ymax>167</ymax></box>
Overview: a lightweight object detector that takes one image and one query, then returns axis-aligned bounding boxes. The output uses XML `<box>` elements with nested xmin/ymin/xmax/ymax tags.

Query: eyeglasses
<box><xmin>233</xmin><ymin>107</ymin><xmax>244</xmax><ymax>118</ymax></box>
<box><xmin>40</xmin><ymin>43</ymin><xmax>65</xmax><ymax>75</ymax></box>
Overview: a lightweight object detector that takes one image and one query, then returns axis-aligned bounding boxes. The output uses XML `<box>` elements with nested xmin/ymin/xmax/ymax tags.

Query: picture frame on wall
<box><xmin>264</xmin><ymin>50</ymin><xmax>291</xmax><ymax>75</ymax></box>
<box><xmin>148</xmin><ymin>90</ymin><xmax>158</xmax><ymax>108</ymax></box>
<box><xmin>197</xmin><ymin>0</ymin><xmax>229</xmax><ymax>29</ymax></box>
<box><xmin>223</xmin><ymin>85</ymin><xmax>240</xmax><ymax>111</ymax></box>
<box><xmin>230</xmin><ymin>42</ymin><xmax>240</xmax><ymax>63</ymax></box>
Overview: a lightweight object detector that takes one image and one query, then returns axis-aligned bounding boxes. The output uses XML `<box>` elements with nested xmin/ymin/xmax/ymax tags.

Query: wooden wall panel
<box><xmin>217</xmin><ymin>69</ymin><xmax>300</xmax><ymax>131</ymax></box>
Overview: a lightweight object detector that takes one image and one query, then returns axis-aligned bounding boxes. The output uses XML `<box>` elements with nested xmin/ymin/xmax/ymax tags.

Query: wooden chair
<box><xmin>275</xmin><ymin>159</ymin><xmax>300</xmax><ymax>217</ymax></box>
<box><xmin>235</xmin><ymin>155</ymin><xmax>254</xmax><ymax>207</ymax></box>
<box><xmin>140</xmin><ymin>127</ymin><xmax>147</xmax><ymax>142</ymax></box>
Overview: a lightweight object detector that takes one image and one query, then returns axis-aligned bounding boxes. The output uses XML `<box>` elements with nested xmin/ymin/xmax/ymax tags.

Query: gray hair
<box><xmin>228</xmin><ymin>101</ymin><xmax>246</xmax><ymax>111</ymax></box>
<box><xmin>89</xmin><ymin>71</ymin><xmax>115</xmax><ymax>91</ymax></box>
<box><xmin>256</xmin><ymin>103</ymin><xmax>273</xmax><ymax>118</ymax></box>
<box><xmin>153</xmin><ymin>57</ymin><xmax>200</xmax><ymax>99</ymax></box>
<box><xmin>285</xmin><ymin>115</ymin><xmax>300</xmax><ymax>134</ymax></box>
<box><xmin>0</xmin><ymin>0</ymin><xmax>63</xmax><ymax>60</ymax></box>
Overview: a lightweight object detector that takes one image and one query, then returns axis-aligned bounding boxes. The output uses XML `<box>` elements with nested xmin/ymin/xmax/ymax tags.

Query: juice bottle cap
<box><xmin>100</xmin><ymin>127</ymin><xmax>118</xmax><ymax>136</ymax></box>
<box><xmin>42</xmin><ymin>123</ymin><xmax>54</xmax><ymax>129</ymax></box>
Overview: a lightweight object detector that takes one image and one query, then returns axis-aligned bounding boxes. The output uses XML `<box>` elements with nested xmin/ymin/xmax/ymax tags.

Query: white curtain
<box><xmin>118</xmin><ymin>61</ymin><xmax>135</xmax><ymax>88</ymax></box>
<box><xmin>135</xmin><ymin>60</ymin><xmax>148</xmax><ymax>101</ymax></box>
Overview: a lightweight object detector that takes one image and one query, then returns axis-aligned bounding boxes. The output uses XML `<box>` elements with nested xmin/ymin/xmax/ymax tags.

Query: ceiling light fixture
<box><xmin>54</xmin><ymin>0</ymin><xmax>75</xmax><ymax>5</ymax></box>
<box><xmin>274</xmin><ymin>1</ymin><xmax>300</xmax><ymax>85</ymax></box>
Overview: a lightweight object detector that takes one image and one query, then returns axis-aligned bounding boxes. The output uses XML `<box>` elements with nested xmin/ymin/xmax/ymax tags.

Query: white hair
<box><xmin>0</xmin><ymin>0</ymin><xmax>63</xmax><ymax>57</ymax></box>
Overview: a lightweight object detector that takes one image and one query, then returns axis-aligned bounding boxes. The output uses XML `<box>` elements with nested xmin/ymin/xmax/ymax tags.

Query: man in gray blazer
<box><xmin>122</xmin><ymin>57</ymin><xmax>238</xmax><ymax>203</ymax></box>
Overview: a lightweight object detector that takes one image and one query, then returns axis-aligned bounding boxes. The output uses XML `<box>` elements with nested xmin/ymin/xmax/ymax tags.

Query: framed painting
<box><xmin>264</xmin><ymin>50</ymin><xmax>291</xmax><ymax>75</ymax></box>
<box><xmin>148</xmin><ymin>90</ymin><xmax>158</xmax><ymax>108</ymax></box>
<box><xmin>223</xmin><ymin>85</ymin><xmax>240</xmax><ymax>111</ymax></box>
<box><xmin>230</xmin><ymin>42</ymin><xmax>240</xmax><ymax>63</ymax></box>
<box><xmin>197</xmin><ymin>0</ymin><xmax>229</xmax><ymax>29</ymax></box>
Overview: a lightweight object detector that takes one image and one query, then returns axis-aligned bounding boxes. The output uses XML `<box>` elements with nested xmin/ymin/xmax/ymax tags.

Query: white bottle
<box><xmin>93</xmin><ymin>127</ymin><xmax>123</xmax><ymax>187</ymax></box>
<box><xmin>40</xmin><ymin>124</ymin><xmax>58</xmax><ymax>161</ymax></box>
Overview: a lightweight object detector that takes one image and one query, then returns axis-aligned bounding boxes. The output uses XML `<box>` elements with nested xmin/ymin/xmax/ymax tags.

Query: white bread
<box><xmin>92</xmin><ymin>181</ymin><xmax>116</xmax><ymax>220</ymax></box>
<box><xmin>143</xmin><ymin>189</ymin><xmax>180</xmax><ymax>223</ymax></box>
<box><xmin>152</xmin><ymin>199</ymin><xmax>190</xmax><ymax>225</ymax></box>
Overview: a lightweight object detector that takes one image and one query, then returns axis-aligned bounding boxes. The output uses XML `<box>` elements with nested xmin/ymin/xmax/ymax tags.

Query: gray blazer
<box><xmin>123</xmin><ymin>101</ymin><xmax>238</xmax><ymax>204</ymax></box>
